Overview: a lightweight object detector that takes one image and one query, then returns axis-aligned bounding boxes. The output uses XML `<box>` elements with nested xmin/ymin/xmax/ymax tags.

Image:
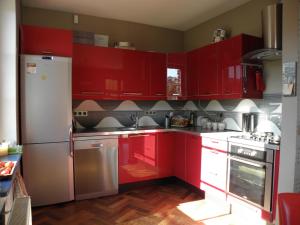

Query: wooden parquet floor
<box><xmin>32</xmin><ymin>183</ymin><xmax>206</xmax><ymax>225</ymax></box>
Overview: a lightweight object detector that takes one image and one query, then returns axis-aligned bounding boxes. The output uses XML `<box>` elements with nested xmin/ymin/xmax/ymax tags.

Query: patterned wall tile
<box><xmin>72</xmin><ymin>96</ymin><xmax>282</xmax><ymax>134</ymax></box>
<box><xmin>113</xmin><ymin>100</ymin><xmax>143</xmax><ymax>111</ymax></box>
<box><xmin>182</xmin><ymin>101</ymin><xmax>199</xmax><ymax>111</ymax></box>
<box><xmin>204</xmin><ymin>100</ymin><xmax>226</xmax><ymax>112</ymax></box>
<box><xmin>138</xmin><ymin>116</ymin><xmax>159</xmax><ymax>127</ymax></box>
<box><xmin>232</xmin><ymin>99</ymin><xmax>261</xmax><ymax>113</ymax></box>
<box><xmin>95</xmin><ymin>117</ymin><xmax>124</xmax><ymax>128</ymax></box>
<box><xmin>74</xmin><ymin>100</ymin><xmax>105</xmax><ymax>111</ymax></box>
<box><xmin>223</xmin><ymin>118</ymin><xmax>242</xmax><ymax>131</ymax></box>
<box><xmin>150</xmin><ymin>101</ymin><xmax>173</xmax><ymax>111</ymax></box>
<box><xmin>256</xmin><ymin>120</ymin><xmax>281</xmax><ymax>136</ymax></box>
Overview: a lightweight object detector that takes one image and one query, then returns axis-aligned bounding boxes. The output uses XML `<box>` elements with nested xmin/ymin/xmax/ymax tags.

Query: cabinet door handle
<box><xmin>130</xmin><ymin>134</ymin><xmax>150</xmax><ymax>137</ymax></box>
<box><xmin>81</xmin><ymin>91</ymin><xmax>104</xmax><ymax>95</ymax></box>
<box><xmin>69</xmin><ymin>128</ymin><xmax>73</xmax><ymax>157</ymax></box>
<box><xmin>155</xmin><ymin>93</ymin><xmax>165</xmax><ymax>96</ymax></box>
<box><xmin>123</xmin><ymin>92</ymin><xmax>143</xmax><ymax>96</ymax></box>
<box><xmin>211</xmin><ymin>140</ymin><xmax>219</xmax><ymax>144</ymax></box>
<box><xmin>91</xmin><ymin>143</ymin><xmax>104</xmax><ymax>148</ymax></box>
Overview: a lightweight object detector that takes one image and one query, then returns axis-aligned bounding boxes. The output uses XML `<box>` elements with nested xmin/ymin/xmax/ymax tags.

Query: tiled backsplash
<box><xmin>73</xmin><ymin>94</ymin><xmax>282</xmax><ymax>135</ymax></box>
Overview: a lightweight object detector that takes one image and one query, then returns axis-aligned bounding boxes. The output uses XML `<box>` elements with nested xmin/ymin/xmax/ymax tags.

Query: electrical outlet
<box><xmin>73</xmin><ymin>111</ymin><xmax>88</xmax><ymax>117</ymax></box>
<box><xmin>145</xmin><ymin>111</ymin><xmax>156</xmax><ymax>115</ymax></box>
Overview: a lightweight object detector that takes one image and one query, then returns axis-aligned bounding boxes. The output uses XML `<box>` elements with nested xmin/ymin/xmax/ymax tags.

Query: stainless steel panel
<box><xmin>74</xmin><ymin>137</ymin><xmax>118</xmax><ymax>200</ymax></box>
<box><xmin>22</xmin><ymin>142</ymin><xmax>74</xmax><ymax>206</ymax></box>
<box><xmin>21</xmin><ymin>55</ymin><xmax>72</xmax><ymax>144</ymax></box>
<box><xmin>262</xmin><ymin>3</ymin><xmax>282</xmax><ymax>49</ymax></box>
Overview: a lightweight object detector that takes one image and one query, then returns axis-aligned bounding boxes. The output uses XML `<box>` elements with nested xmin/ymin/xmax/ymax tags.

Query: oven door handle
<box><xmin>229</xmin><ymin>156</ymin><xmax>267</xmax><ymax>168</ymax></box>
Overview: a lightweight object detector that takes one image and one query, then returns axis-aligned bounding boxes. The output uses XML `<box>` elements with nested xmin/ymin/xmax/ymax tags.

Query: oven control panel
<box><xmin>230</xmin><ymin>145</ymin><xmax>266</xmax><ymax>161</ymax></box>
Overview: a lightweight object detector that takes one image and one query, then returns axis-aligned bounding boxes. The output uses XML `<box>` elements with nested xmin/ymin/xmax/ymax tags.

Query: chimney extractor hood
<box><xmin>243</xmin><ymin>3</ymin><xmax>282</xmax><ymax>61</ymax></box>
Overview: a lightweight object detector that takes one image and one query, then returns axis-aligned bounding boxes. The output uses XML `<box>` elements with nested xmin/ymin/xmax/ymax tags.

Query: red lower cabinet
<box><xmin>118</xmin><ymin>134</ymin><xmax>158</xmax><ymax>184</ymax></box>
<box><xmin>119</xmin><ymin>133</ymin><xmax>202</xmax><ymax>187</ymax></box>
<box><xmin>157</xmin><ymin>132</ymin><xmax>175</xmax><ymax>178</ymax></box>
<box><xmin>186</xmin><ymin>135</ymin><xmax>202</xmax><ymax>188</ymax></box>
<box><xmin>174</xmin><ymin>133</ymin><xmax>187</xmax><ymax>181</ymax></box>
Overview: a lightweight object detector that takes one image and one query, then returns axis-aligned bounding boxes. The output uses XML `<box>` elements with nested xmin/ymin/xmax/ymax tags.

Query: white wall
<box><xmin>0</xmin><ymin>0</ymin><xmax>18</xmax><ymax>142</ymax></box>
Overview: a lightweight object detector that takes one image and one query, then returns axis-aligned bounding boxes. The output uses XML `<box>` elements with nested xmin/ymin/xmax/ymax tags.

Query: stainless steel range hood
<box><xmin>243</xmin><ymin>3</ymin><xmax>282</xmax><ymax>61</ymax></box>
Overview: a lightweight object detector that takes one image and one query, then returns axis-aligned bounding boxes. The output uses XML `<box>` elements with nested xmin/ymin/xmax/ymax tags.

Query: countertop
<box><xmin>0</xmin><ymin>154</ymin><xmax>22</xmax><ymax>197</ymax></box>
<box><xmin>73</xmin><ymin>126</ymin><xmax>241</xmax><ymax>141</ymax></box>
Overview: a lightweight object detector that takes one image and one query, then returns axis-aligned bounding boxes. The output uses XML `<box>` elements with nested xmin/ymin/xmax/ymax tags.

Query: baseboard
<box><xmin>119</xmin><ymin>176</ymin><xmax>205</xmax><ymax>198</ymax></box>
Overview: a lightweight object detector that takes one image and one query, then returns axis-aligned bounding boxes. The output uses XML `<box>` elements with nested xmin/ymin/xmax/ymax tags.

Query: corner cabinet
<box><xmin>187</xmin><ymin>34</ymin><xmax>263</xmax><ymax>100</ymax></box>
<box><xmin>218</xmin><ymin>34</ymin><xmax>263</xmax><ymax>99</ymax></box>
<box><xmin>20</xmin><ymin>25</ymin><xmax>73</xmax><ymax>57</ymax></box>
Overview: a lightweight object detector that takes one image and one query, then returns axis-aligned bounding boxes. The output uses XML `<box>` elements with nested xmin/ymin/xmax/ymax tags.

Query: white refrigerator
<box><xmin>21</xmin><ymin>55</ymin><xmax>74</xmax><ymax>206</ymax></box>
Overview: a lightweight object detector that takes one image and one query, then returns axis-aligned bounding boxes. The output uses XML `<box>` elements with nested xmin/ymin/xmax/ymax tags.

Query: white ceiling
<box><xmin>22</xmin><ymin>0</ymin><xmax>252</xmax><ymax>31</ymax></box>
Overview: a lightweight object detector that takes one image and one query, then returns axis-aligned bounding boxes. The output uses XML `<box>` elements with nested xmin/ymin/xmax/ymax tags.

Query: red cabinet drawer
<box><xmin>21</xmin><ymin>25</ymin><xmax>73</xmax><ymax>57</ymax></box>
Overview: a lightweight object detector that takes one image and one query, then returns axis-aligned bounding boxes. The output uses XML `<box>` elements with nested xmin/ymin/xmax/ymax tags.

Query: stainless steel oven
<box><xmin>227</xmin><ymin>141</ymin><xmax>275</xmax><ymax>212</ymax></box>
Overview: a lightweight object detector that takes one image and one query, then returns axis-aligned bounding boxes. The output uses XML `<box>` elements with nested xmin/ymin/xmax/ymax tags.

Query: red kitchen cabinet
<box><xmin>21</xmin><ymin>25</ymin><xmax>72</xmax><ymax>57</ymax></box>
<box><xmin>187</xmin><ymin>50</ymin><xmax>199</xmax><ymax>98</ymax></box>
<box><xmin>120</xmin><ymin>49</ymin><xmax>148</xmax><ymax>99</ymax></box>
<box><xmin>167</xmin><ymin>52</ymin><xmax>187</xmax><ymax>99</ymax></box>
<box><xmin>72</xmin><ymin>44</ymin><xmax>122</xmax><ymax>99</ymax></box>
<box><xmin>118</xmin><ymin>134</ymin><xmax>158</xmax><ymax>184</ymax></box>
<box><xmin>157</xmin><ymin>132</ymin><xmax>175</xmax><ymax>178</ymax></box>
<box><xmin>174</xmin><ymin>133</ymin><xmax>187</xmax><ymax>181</ymax></box>
<box><xmin>218</xmin><ymin>34</ymin><xmax>263</xmax><ymax>99</ymax></box>
<box><xmin>186</xmin><ymin>34</ymin><xmax>263</xmax><ymax>100</ymax></box>
<box><xmin>197</xmin><ymin>44</ymin><xmax>219</xmax><ymax>98</ymax></box>
<box><xmin>149</xmin><ymin>52</ymin><xmax>167</xmax><ymax>99</ymax></box>
<box><xmin>186</xmin><ymin>135</ymin><xmax>202</xmax><ymax>188</ymax></box>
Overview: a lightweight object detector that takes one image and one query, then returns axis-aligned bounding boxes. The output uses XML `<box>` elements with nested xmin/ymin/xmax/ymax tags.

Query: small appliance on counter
<box><xmin>171</xmin><ymin>115</ymin><xmax>189</xmax><ymax>128</ymax></box>
<box><xmin>242</xmin><ymin>113</ymin><xmax>257</xmax><ymax>133</ymax></box>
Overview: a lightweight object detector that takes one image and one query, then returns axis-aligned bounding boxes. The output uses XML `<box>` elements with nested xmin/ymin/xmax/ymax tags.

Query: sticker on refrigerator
<box><xmin>26</xmin><ymin>63</ymin><xmax>37</xmax><ymax>74</ymax></box>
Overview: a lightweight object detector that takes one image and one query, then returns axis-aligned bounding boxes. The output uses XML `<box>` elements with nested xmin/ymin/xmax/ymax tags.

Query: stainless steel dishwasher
<box><xmin>73</xmin><ymin>135</ymin><xmax>118</xmax><ymax>200</ymax></box>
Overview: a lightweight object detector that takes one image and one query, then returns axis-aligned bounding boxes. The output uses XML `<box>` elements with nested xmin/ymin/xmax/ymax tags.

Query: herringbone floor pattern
<box><xmin>32</xmin><ymin>183</ymin><xmax>205</xmax><ymax>225</ymax></box>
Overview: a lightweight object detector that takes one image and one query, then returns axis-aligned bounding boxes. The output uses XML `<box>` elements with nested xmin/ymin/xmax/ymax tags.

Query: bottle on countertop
<box><xmin>189</xmin><ymin>112</ymin><xmax>195</xmax><ymax>127</ymax></box>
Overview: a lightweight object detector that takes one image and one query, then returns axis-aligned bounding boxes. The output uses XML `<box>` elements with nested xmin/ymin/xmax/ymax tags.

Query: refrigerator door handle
<box><xmin>69</xmin><ymin>128</ymin><xmax>74</xmax><ymax>157</ymax></box>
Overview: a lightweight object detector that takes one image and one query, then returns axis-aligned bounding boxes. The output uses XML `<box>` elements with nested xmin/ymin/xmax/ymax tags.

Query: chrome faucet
<box><xmin>130</xmin><ymin>113</ymin><xmax>139</xmax><ymax>128</ymax></box>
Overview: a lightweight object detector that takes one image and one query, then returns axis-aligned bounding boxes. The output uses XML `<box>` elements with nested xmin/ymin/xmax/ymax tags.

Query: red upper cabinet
<box><xmin>149</xmin><ymin>52</ymin><xmax>167</xmax><ymax>99</ymax></box>
<box><xmin>118</xmin><ymin>134</ymin><xmax>158</xmax><ymax>184</ymax></box>
<box><xmin>157</xmin><ymin>132</ymin><xmax>174</xmax><ymax>178</ymax></box>
<box><xmin>187</xmin><ymin>49</ymin><xmax>199</xmax><ymax>98</ymax></box>
<box><xmin>218</xmin><ymin>34</ymin><xmax>263</xmax><ymax>99</ymax></box>
<box><xmin>167</xmin><ymin>52</ymin><xmax>187</xmax><ymax>99</ymax></box>
<box><xmin>197</xmin><ymin>44</ymin><xmax>219</xmax><ymax>98</ymax></box>
<box><xmin>72</xmin><ymin>44</ymin><xmax>122</xmax><ymax>99</ymax></box>
<box><xmin>120</xmin><ymin>49</ymin><xmax>148</xmax><ymax>99</ymax></box>
<box><xmin>21</xmin><ymin>25</ymin><xmax>73</xmax><ymax>57</ymax></box>
<box><xmin>186</xmin><ymin>135</ymin><xmax>202</xmax><ymax>188</ymax></box>
<box><xmin>186</xmin><ymin>34</ymin><xmax>263</xmax><ymax>100</ymax></box>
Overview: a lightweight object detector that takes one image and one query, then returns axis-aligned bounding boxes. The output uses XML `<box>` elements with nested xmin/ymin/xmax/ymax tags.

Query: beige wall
<box><xmin>21</xmin><ymin>7</ymin><xmax>184</xmax><ymax>53</ymax></box>
<box><xmin>184</xmin><ymin>0</ymin><xmax>277</xmax><ymax>51</ymax></box>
